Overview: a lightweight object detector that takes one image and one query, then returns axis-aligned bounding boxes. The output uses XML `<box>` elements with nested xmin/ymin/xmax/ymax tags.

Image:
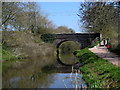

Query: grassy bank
<box><xmin>74</xmin><ymin>48</ymin><xmax>120</xmax><ymax>88</ymax></box>
<box><xmin>2</xmin><ymin>44</ymin><xmax>25</xmax><ymax>72</ymax></box>
<box><xmin>2</xmin><ymin>31</ymin><xmax>56</xmax><ymax>73</ymax></box>
<box><xmin>2</xmin><ymin>45</ymin><xmax>17</xmax><ymax>61</ymax></box>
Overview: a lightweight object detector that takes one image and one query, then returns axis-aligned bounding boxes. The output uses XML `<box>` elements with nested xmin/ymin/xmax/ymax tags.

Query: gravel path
<box><xmin>89</xmin><ymin>46</ymin><xmax>120</xmax><ymax>67</ymax></box>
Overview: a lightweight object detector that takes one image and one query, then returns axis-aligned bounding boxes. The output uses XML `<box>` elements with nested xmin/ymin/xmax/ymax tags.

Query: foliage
<box><xmin>2</xmin><ymin>2</ymin><xmax>55</xmax><ymax>34</ymax></box>
<box><xmin>87</xmin><ymin>40</ymin><xmax>102</xmax><ymax>48</ymax></box>
<box><xmin>2</xmin><ymin>44</ymin><xmax>18</xmax><ymax>61</ymax></box>
<box><xmin>41</xmin><ymin>33</ymin><xmax>56</xmax><ymax>43</ymax></box>
<box><xmin>75</xmin><ymin>48</ymin><xmax>120</xmax><ymax>88</ymax></box>
<box><xmin>108</xmin><ymin>47</ymin><xmax>120</xmax><ymax>55</ymax></box>
<box><xmin>78</xmin><ymin>2</ymin><xmax>119</xmax><ymax>49</ymax></box>
<box><xmin>2</xmin><ymin>44</ymin><xmax>25</xmax><ymax>73</ymax></box>
<box><xmin>55</xmin><ymin>26</ymin><xmax>75</xmax><ymax>34</ymax></box>
<box><xmin>2</xmin><ymin>2</ymin><xmax>76</xmax><ymax>35</ymax></box>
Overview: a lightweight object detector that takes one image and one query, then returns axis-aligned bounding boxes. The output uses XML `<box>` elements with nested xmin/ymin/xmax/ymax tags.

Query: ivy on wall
<box><xmin>41</xmin><ymin>33</ymin><xmax>56</xmax><ymax>43</ymax></box>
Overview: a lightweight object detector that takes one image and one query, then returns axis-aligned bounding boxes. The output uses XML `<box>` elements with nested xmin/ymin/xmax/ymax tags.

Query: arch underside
<box><xmin>54</xmin><ymin>36</ymin><xmax>100</xmax><ymax>49</ymax></box>
<box><xmin>56</xmin><ymin>40</ymin><xmax>81</xmax><ymax>49</ymax></box>
<box><xmin>54</xmin><ymin>39</ymin><xmax>91</xmax><ymax>49</ymax></box>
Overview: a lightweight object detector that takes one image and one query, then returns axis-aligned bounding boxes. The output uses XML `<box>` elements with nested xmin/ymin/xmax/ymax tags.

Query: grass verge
<box><xmin>74</xmin><ymin>48</ymin><xmax>120</xmax><ymax>88</ymax></box>
<box><xmin>1</xmin><ymin>44</ymin><xmax>25</xmax><ymax>73</ymax></box>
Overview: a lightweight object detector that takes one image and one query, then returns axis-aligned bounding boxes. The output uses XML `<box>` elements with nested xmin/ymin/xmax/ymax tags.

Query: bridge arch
<box><xmin>56</xmin><ymin>40</ymin><xmax>81</xmax><ymax>49</ymax></box>
<box><xmin>56</xmin><ymin>40</ymin><xmax>80</xmax><ymax>66</ymax></box>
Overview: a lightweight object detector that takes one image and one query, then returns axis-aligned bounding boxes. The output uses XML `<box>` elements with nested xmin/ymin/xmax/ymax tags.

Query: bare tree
<box><xmin>78</xmin><ymin>2</ymin><xmax>119</xmax><ymax>48</ymax></box>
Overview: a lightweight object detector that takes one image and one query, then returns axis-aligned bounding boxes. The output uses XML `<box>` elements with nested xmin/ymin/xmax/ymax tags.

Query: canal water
<box><xmin>2</xmin><ymin>53</ymin><xmax>87</xmax><ymax>88</ymax></box>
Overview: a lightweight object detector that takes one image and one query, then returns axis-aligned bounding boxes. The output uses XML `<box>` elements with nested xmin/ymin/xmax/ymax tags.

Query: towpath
<box><xmin>89</xmin><ymin>46</ymin><xmax>120</xmax><ymax>67</ymax></box>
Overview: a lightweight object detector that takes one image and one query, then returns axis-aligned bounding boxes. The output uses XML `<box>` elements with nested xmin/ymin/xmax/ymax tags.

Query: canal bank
<box><xmin>74</xmin><ymin>48</ymin><xmax>120</xmax><ymax>88</ymax></box>
<box><xmin>2</xmin><ymin>43</ymin><xmax>87</xmax><ymax>88</ymax></box>
<box><xmin>2</xmin><ymin>31</ymin><xmax>119</xmax><ymax>88</ymax></box>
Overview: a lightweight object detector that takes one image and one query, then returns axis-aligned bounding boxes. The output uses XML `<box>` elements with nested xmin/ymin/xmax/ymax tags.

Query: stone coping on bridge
<box><xmin>55</xmin><ymin>33</ymin><xmax>100</xmax><ymax>35</ymax></box>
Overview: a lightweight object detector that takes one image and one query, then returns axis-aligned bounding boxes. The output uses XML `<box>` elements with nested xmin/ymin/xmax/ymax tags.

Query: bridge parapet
<box><xmin>53</xmin><ymin>33</ymin><xmax>100</xmax><ymax>49</ymax></box>
<box><xmin>41</xmin><ymin>33</ymin><xmax>100</xmax><ymax>49</ymax></box>
<box><xmin>54</xmin><ymin>33</ymin><xmax>100</xmax><ymax>39</ymax></box>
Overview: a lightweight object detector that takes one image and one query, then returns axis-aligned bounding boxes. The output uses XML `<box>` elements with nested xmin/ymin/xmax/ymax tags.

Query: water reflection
<box><xmin>56</xmin><ymin>48</ymin><xmax>78</xmax><ymax>66</ymax></box>
<box><xmin>3</xmin><ymin>72</ymin><xmax>87</xmax><ymax>88</ymax></box>
<box><xmin>57</xmin><ymin>41</ymin><xmax>80</xmax><ymax>65</ymax></box>
<box><xmin>49</xmin><ymin>73</ymin><xmax>87</xmax><ymax>88</ymax></box>
<box><xmin>3</xmin><ymin>69</ymin><xmax>55</xmax><ymax>88</ymax></box>
<box><xmin>2</xmin><ymin>51</ymin><xmax>86</xmax><ymax>88</ymax></box>
<box><xmin>9</xmin><ymin>77</ymin><xmax>20</xmax><ymax>88</ymax></box>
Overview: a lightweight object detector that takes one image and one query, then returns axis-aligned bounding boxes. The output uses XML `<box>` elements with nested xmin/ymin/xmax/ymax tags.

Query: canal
<box><xmin>2</xmin><ymin>42</ymin><xmax>87</xmax><ymax>88</ymax></box>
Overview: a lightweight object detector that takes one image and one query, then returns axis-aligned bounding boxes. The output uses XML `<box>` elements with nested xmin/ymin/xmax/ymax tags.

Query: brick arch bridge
<box><xmin>53</xmin><ymin>33</ymin><xmax>100</xmax><ymax>49</ymax></box>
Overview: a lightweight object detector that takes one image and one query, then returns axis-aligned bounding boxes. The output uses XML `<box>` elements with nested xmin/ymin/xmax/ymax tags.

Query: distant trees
<box><xmin>40</xmin><ymin>26</ymin><xmax>75</xmax><ymax>43</ymax></box>
<box><xmin>2</xmin><ymin>2</ymin><xmax>55</xmax><ymax>34</ymax></box>
<box><xmin>2</xmin><ymin>2</ymin><xmax>75</xmax><ymax>35</ymax></box>
<box><xmin>78</xmin><ymin>2</ymin><xmax>119</xmax><ymax>49</ymax></box>
<box><xmin>55</xmin><ymin>26</ymin><xmax>75</xmax><ymax>34</ymax></box>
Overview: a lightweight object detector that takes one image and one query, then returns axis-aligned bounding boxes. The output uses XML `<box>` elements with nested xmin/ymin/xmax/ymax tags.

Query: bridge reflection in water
<box><xmin>55</xmin><ymin>42</ymin><xmax>87</xmax><ymax>89</ymax></box>
<box><xmin>54</xmin><ymin>33</ymin><xmax>100</xmax><ymax>67</ymax></box>
<box><xmin>57</xmin><ymin>48</ymin><xmax>77</xmax><ymax>66</ymax></box>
